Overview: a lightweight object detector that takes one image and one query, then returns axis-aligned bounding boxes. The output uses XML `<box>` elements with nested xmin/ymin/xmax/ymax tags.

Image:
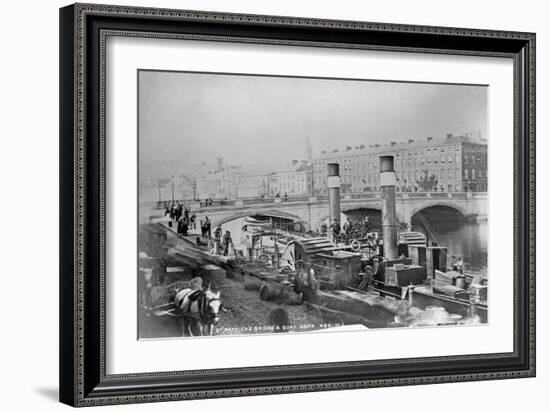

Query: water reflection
<box><xmin>412</xmin><ymin>211</ymin><xmax>487</xmax><ymax>276</ymax></box>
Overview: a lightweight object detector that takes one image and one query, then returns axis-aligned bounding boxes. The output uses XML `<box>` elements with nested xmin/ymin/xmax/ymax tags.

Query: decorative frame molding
<box><xmin>60</xmin><ymin>3</ymin><xmax>535</xmax><ymax>407</ymax></box>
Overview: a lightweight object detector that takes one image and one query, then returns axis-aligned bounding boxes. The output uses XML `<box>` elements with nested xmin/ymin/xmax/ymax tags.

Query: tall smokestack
<box><xmin>327</xmin><ymin>163</ymin><xmax>341</xmax><ymax>232</ymax></box>
<box><xmin>380</xmin><ymin>156</ymin><xmax>398</xmax><ymax>260</ymax></box>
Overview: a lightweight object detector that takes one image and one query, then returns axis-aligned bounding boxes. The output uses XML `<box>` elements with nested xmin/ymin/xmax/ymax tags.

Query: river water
<box><xmin>411</xmin><ymin>218</ymin><xmax>488</xmax><ymax>276</ymax></box>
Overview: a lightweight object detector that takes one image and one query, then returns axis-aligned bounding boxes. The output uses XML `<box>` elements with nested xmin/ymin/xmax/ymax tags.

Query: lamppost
<box><xmin>310</xmin><ymin>167</ymin><xmax>315</xmax><ymax>197</ymax></box>
<box><xmin>157</xmin><ymin>180</ymin><xmax>162</xmax><ymax>203</ymax></box>
<box><xmin>170</xmin><ymin>176</ymin><xmax>175</xmax><ymax>204</ymax></box>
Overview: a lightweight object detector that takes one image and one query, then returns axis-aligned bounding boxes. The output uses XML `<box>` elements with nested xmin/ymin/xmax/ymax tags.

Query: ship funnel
<box><xmin>380</xmin><ymin>156</ymin><xmax>398</xmax><ymax>260</ymax></box>
<box><xmin>327</xmin><ymin>163</ymin><xmax>341</xmax><ymax>236</ymax></box>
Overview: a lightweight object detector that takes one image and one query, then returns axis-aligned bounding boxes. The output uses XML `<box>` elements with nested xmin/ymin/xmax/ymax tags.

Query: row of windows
<box><xmin>314</xmin><ymin>147</ymin><xmax>487</xmax><ymax>170</ymax></box>
<box><xmin>275</xmin><ymin>184</ymin><xmax>307</xmax><ymax>192</ymax></box>
<box><xmin>464</xmin><ymin>154</ymin><xmax>486</xmax><ymax>164</ymax></box>
<box><xmin>314</xmin><ymin>154</ymin><xmax>465</xmax><ymax>173</ymax></box>
<box><xmin>314</xmin><ymin>166</ymin><xmax>486</xmax><ymax>186</ymax></box>
<box><xmin>464</xmin><ymin>168</ymin><xmax>485</xmax><ymax>180</ymax></box>
<box><xmin>314</xmin><ymin>183</ymin><xmax>469</xmax><ymax>194</ymax></box>
<box><xmin>315</xmin><ymin>165</ymin><xmax>481</xmax><ymax>182</ymax></box>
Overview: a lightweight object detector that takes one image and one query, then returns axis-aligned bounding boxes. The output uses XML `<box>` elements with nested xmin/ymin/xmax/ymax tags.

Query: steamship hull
<box><xmin>372</xmin><ymin>282</ymin><xmax>488</xmax><ymax>323</ymax></box>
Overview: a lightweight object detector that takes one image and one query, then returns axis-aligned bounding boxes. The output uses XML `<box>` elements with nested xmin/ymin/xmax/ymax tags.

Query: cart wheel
<box><xmin>351</xmin><ymin>239</ymin><xmax>361</xmax><ymax>252</ymax></box>
<box><xmin>258</xmin><ymin>254</ymin><xmax>269</xmax><ymax>263</ymax></box>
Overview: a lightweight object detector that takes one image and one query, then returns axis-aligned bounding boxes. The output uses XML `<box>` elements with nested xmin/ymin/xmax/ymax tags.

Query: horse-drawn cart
<box><xmin>140</xmin><ymin>277</ymin><xmax>204</xmax><ymax>319</ymax></box>
<box><xmin>140</xmin><ymin>276</ymin><xmax>226</xmax><ymax>337</ymax></box>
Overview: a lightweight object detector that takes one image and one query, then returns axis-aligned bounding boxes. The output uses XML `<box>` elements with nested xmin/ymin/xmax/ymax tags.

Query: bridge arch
<box><xmin>213</xmin><ymin>209</ymin><xmax>304</xmax><ymax>227</ymax></box>
<box><xmin>409</xmin><ymin>202</ymin><xmax>468</xmax><ymax>223</ymax></box>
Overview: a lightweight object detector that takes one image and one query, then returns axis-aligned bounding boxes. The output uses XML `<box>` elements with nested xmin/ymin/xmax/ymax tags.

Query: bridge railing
<box><xmin>242</xmin><ymin>197</ymin><xmax>275</xmax><ymax>205</ymax></box>
<box><xmin>144</xmin><ymin>191</ymin><xmax>485</xmax><ymax>210</ymax></box>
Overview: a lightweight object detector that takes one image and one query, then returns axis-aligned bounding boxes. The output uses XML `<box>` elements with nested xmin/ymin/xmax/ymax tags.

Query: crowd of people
<box><xmin>164</xmin><ymin>201</ymin><xmax>235</xmax><ymax>257</ymax></box>
<box><xmin>319</xmin><ymin>216</ymin><xmax>372</xmax><ymax>243</ymax></box>
<box><xmin>213</xmin><ymin>226</ymin><xmax>233</xmax><ymax>256</ymax></box>
<box><xmin>165</xmin><ymin>202</ymin><xmax>197</xmax><ymax>236</ymax></box>
<box><xmin>198</xmin><ymin>198</ymin><xmax>230</xmax><ymax>207</ymax></box>
<box><xmin>274</xmin><ymin>192</ymin><xmax>289</xmax><ymax>202</ymax></box>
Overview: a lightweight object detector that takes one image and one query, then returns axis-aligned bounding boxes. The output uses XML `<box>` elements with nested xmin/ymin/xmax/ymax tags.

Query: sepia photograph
<box><xmin>137</xmin><ymin>70</ymin><xmax>488</xmax><ymax>339</ymax></box>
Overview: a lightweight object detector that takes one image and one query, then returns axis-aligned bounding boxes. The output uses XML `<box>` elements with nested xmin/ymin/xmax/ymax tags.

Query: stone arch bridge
<box><xmin>178</xmin><ymin>192</ymin><xmax>487</xmax><ymax>230</ymax></box>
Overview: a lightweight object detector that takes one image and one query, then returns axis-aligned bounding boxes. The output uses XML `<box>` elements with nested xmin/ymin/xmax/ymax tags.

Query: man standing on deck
<box><xmin>214</xmin><ymin>225</ymin><xmax>222</xmax><ymax>240</ymax></box>
<box><xmin>364</xmin><ymin>216</ymin><xmax>370</xmax><ymax>234</ymax></box>
<box><xmin>343</xmin><ymin>218</ymin><xmax>350</xmax><ymax>234</ymax></box>
<box><xmin>456</xmin><ymin>257</ymin><xmax>464</xmax><ymax>274</ymax></box>
<box><xmin>222</xmin><ymin>230</ymin><xmax>232</xmax><ymax>256</ymax></box>
<box><xmin>330</xmin><ymin>219</ymin><xmax>341</xmax><ymax>242</ymax></box>
<box><xmin>450</xmin><ymin>255</ymin><xmax>458</xmax><ymax>271</ymax></box>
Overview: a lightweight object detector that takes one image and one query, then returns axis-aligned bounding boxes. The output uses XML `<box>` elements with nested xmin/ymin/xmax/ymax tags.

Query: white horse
<box><xmin>174</xmin><ymin>285</ymin><xmax>222</xmax><ymax>336</ymax></box>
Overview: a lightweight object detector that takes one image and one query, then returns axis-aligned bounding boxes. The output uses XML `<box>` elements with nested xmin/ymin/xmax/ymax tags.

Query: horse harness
<box><xmin>175</xmin><ymin>289</ymin><xmax>220</xmax><ymax>324</ymax></box>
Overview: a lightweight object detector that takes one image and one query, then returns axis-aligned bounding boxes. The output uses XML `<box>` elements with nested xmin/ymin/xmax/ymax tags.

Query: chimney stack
<box><xmin>379</xmin><ymin>156</ymin><xmax>398</xmax><ymax>260</ymax></box>
<box><xmin>327</xmin><ymin>163</ymin><xmax>341</xmax><ymax>237</ymax></box>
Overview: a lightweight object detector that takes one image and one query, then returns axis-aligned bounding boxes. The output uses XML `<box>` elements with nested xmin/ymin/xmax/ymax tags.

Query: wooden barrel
<box><xmin>259</xmin><ymin>284</ymin><xmax>277</xmax><ymax>301</ymax></box>
<box><xmin>244</xmin><ymin>278</ymin><xmax>261</xmax><ymax>291</ymax></box>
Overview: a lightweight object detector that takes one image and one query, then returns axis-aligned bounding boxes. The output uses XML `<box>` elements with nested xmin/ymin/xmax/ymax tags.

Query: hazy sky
<box><xmin>139</xmin><ymin>70</ymin><xmax>487</xmax><ymax>168</ymax></box>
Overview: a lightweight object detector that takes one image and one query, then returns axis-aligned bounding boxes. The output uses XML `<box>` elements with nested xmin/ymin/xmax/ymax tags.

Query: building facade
<box><xmin>234</xmin><ymin>173</ymin><xmax>270</xmax><ymax>198</ymax></box>
<box><xmin>268</xmin><ymin>161</ymin><xmax>313</xmax><ymax>197</ymax></box>
<box><xmin>139</xmin><ymin>174</ymin><xmax>195</xmax><ymax>203</ymax></box>
<box><xmin>195</xmin><ymin>169</ymin><xmax>235</xmax><ymax>200</ymax></box>
<box><xmin>312</xmin><ymin>133</ymin><xmax>487</xmax><ymax>195</ymax></box>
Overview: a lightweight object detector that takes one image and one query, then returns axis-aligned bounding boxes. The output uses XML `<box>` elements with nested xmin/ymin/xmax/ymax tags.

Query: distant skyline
<box><xmin>139</xmin><ymin>70</ymin><xmax>487</xmax><ymax>175</ymax></box>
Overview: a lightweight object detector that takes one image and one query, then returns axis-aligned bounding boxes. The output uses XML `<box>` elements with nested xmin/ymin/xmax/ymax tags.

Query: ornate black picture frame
<box><xmin>59</xmin><ymin>3</ymin><xmax>535</xmax><ymax>407</ymax></box>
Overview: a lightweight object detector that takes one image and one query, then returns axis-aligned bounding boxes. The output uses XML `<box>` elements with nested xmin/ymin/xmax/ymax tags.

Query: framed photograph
<box><xmin>59</xmin><ymin>3</ymin><xmax>535</xmax><ymax>407</ymax></box>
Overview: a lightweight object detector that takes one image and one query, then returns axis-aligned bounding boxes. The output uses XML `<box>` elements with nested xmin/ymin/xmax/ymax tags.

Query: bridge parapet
<box><xmin>142</xmin><ymin>192</ymin><xmax>487</xmax><ymax>230</ymax></box>
<box><xmin>146</xmin><ymin>191</ymin><xmax>483</xmax><ymax>211</ymax></box>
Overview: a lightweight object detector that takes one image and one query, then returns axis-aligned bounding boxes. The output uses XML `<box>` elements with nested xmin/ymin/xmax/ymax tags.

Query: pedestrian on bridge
<box><xmin>204</xmin><ymin>216</ymin><xmax>212</xmax><ymax>237</ymax></box>
<box><xmin>177</xmin><ymin>217</ymin><xmax>188</xmax><ymax>236</ymax></box>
